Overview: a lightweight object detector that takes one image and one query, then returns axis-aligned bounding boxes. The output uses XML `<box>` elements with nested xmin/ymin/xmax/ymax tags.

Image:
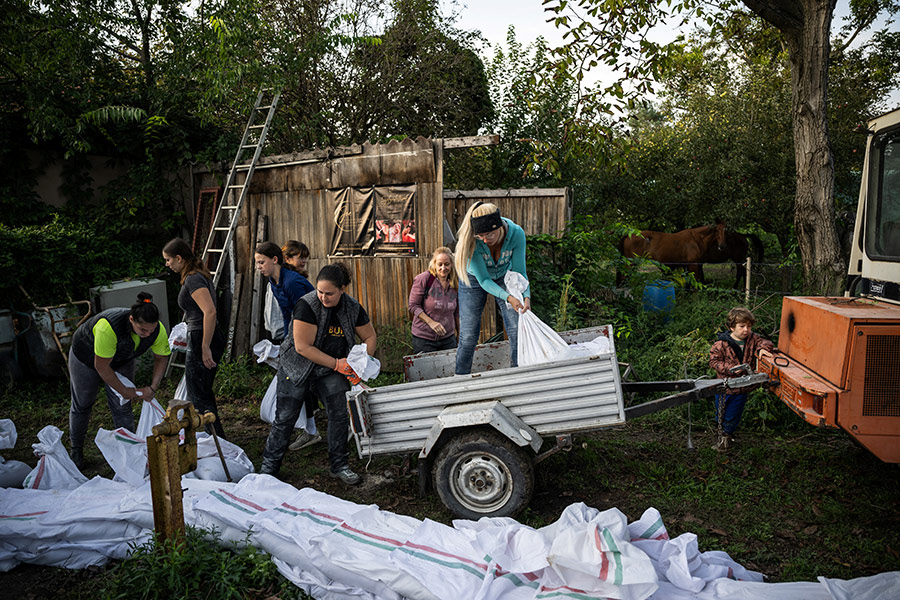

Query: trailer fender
<box><xmin>418</xmin><ymin>400</ymin><xmax>542</xmax><ymax>460</ymax></box>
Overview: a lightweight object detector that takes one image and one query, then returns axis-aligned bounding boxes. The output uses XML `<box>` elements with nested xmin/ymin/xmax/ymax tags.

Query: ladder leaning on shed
<box><xmin>166</xmin><ymin>88</ymin><xmax>281</xmax><ymax>378</ymax></box>
<box><xmin>203</xmin><ymin>88</ymin><xmax>281</xmax><ymax>286</ymax></box>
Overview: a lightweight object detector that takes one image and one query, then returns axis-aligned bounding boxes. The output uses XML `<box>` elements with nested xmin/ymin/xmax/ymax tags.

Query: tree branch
<box><xmin>741</xmin><ymin>0</ymin><xmax>805</xmax><ymax>33</ymax></box>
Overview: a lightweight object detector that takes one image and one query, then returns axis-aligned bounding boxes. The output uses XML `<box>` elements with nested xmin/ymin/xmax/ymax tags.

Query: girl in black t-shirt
<box><xmin>163</xmin><ymin>238</ymin><xmax>226</xmax><ymax>437</ymax></box>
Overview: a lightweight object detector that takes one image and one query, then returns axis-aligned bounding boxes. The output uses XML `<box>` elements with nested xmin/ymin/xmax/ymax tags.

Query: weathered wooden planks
<box><xmin>192</xmin><ymin>139</ymin><xmax>571</xmax><ymax>359</ymax></box>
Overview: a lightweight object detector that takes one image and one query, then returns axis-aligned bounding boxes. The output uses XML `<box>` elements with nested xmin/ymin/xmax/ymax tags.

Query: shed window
<box><xmin>329</xmin><ymin>185</ymin><xmax>416</xmax><ymax>256</ymax></box>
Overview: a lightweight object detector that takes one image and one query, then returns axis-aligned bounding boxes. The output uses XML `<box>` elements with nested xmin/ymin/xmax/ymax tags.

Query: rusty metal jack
<box><xmin>147</xmin><ymin>399</ymin><xmax>230</xmax><ymax>542</ymax></box>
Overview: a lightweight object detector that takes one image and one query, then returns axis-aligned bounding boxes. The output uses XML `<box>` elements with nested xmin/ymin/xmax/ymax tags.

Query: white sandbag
<box><xmin>819</xmin><ymin>571</ymin><xmax>900</xmax><ymax>600</ymax></box>
<box><xmin>194</xmin><ymin>432</ymin><xmax>254</xmax><ymax>481</ymax></box>
<box><xmin>503</xmin><ymin>269</ymin><xmax>531</xmax><ymax>307</ymax></box>
<box><xmin>313</xmin><ymin>505</ymin><xmax>438</xmax><ymax>600</ymax></box>
<box><xmin>389</xmin><ymin>518</ymin><xmax>491</xmax><ymax>600</ymax></box>
<box><xmin>253</xmin><ymin>339</ymin><xmax>281</xmax><ymax>369</ymax></box>
<box><xmin>264</xmin><ymin>285</ymin><xmax>284</xmax><ymax>340</ymax></box>
<box><xmin>0</xmin><ymin>456</ymin><xmax>33</xmax><ymax>489</ymax></box>
<box><xmin>347</xmin><ymin>343</ymin><xmax>380</xmax><ymax>381</ymax></box>
<box><xmin>260</xmin><ymin>376</ymin><xmax>314</xmax><ymax>431</ymax></box>
<box><xmin>0</xmin><ymin>419</ymin><xmax>30</xmax><ymax>488</ymax></box>
<box><xmin>566</xmin><ymin>335</ymin><xmax>612</xmax><ymax>358</ymax></box>
<box><xmin>168</xmin><ymin>321</ymin><xmax>188</xmax><ymax>351</ymax></box>
<box><xmin>0</xmin><ymin>419</ymin><xmax>17</xmax><ymax>449</ymax></box>
<box><xmin>250</xmin><ymin>485</ymin><xmax>392</xmax><ymax>599</ymax></box>
<box><xmin>94</xmin><ymin>427</ymin><xmax>149</xmax><ymax>487</ymax></box>
<box><xmin>22</xmin><ymin>426</ymin><xmax>88</xmax><ymax>490</ymax></box>
<box><xmin>454</xmin><ymin>516</ymin><xmax>541</xmax><ymax>571</ymax></box>
<box><xmin>271</xmin><ymin>556</ymin><xmax>380</xmax><ymax>600</ymax></box>
<box><xmin>0</xmin><ymin>478</ymin><xmax>148</xmax><ymax>571</ymax></box>
<box><xmin>504</xmin><ymin>271</ymin><xmax>570</xmax><ymax>366</ymax></box>
<box><xmin>190</xmin><ymin>474</ymin><xmax>300</xmax><ymax>548</ymax></box>
<box><xmin>517</xmin><ymin>310</ymin><xmax>571</xmax><ymax>366</ymax></box>
<box><xmin>135</xmin><ymin>397</ymin><xmax>166</xmax><ymax>439</ymax></box>
<box><xmin>174</xmin><ymin>374</ymin><xmax>187</xmax><ymax>401</ymax></box>
<box><xmin>544</xmin><ymin>507</ymin><xmax>659</xmax><ymax>600</ymax></box>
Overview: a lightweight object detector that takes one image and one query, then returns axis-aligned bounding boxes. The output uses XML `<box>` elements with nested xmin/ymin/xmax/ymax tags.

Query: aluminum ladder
<box><xmin>202</xmin><ymin>87</ymin><xmax>281</xmax><ymax>286</ymax></box>
<box><xmin>166</xmin><ymin>88</ymin><xmax>280</xmax><ymax>380</ymax></box>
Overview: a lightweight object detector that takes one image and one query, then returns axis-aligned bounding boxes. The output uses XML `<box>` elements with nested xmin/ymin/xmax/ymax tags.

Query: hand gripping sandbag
<box><xmin>504</xmin><ymin>271</ymin><xmax>569</xmax><ymax>367</ymax></box>
<box><xmin>347</xmin><ymin>343</ymin><xmax>380</xmax><ymax>381</ymax></box>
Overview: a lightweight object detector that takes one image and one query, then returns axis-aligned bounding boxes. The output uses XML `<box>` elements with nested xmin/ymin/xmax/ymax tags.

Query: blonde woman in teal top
<box><xmin>453</xmin><ymin>202</ymin><xmax>531</xmax><ymax>374</ymax></box>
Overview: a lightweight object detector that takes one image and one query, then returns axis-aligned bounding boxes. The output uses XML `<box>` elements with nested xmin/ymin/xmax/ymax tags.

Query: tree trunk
<box><xmin>742</xmin><ymin>0</ymin><xmax>845</xmax><ymax>294</ymax></box>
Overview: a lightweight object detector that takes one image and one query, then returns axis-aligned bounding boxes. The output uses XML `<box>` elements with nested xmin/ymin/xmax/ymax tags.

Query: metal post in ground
<box><xmin>745</xmin><ymin>256</ymin><xmax>751</xmax><ymax>305</ymax></box>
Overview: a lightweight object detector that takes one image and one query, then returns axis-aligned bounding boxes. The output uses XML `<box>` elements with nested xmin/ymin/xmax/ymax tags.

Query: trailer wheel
<box><xmin>432</xmin><ymin>429</ymin><xmax>534</xmax><ymax>520</ymax></box>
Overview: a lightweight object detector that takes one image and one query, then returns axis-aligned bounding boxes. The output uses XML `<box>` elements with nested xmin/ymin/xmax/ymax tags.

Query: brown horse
<box><xmin>618</xmin><ymin>222</ymin><xmax>727</xmax><ymax>283</ymax></box>
<box><xmin>699</xmin><ymin>231</ymin><xmax>765</xmax><ymax>288</ymax></box>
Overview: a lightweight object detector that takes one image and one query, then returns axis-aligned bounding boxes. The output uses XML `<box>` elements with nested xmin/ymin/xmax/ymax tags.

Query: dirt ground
<box><xmin>2</xmin><ymin>388</ymin><xmax>899</xmax><ymax>598</ymax></box>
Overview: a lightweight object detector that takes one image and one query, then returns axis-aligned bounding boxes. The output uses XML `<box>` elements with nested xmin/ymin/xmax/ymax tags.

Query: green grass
<box><xmin>99</xmin><ymin>527</ymin><xmax>308</xmax><ymax>600</ymax></box>
<box><xmin>3</xmin><ymin>286</ymin><xmax>899</xmax><ymax>593</ymax></box>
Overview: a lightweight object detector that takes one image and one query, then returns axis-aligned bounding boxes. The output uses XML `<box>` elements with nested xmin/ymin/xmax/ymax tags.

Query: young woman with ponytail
<box><xmin>454</xmin><ymin>202</ymin><xmax>530</xmax><ymax>374</ymax></box>
<box><xmin>162</xmin><ymin>238</ymin><xmax>226</xmax><ymax>438</ymax></box>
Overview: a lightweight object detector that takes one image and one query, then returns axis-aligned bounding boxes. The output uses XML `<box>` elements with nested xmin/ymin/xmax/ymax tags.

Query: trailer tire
<box><xmin>432</xmin><ymin>429</ymin><xmax>534</xmax><ymax>520</ymax></box>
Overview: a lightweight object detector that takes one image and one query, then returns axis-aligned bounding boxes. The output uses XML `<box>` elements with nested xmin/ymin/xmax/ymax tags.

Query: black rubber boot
<box><xmin>70</xmin><ymin>447</ymin><xmax>84</xmax><ymax>470</ymax></box>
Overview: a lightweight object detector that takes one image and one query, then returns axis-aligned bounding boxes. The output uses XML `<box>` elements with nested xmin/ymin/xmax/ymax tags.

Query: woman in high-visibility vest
<box><xmin>68</xmin><ymin>292</ymin><xmax>170</xmax><ymax>469</ymax></box>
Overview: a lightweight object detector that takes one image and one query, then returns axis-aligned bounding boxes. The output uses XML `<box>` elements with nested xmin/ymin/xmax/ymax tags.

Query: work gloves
<box><xmin>334</xmin><ymin>358</ymin><xmax>361</xmax><ymax>385</ymax></box>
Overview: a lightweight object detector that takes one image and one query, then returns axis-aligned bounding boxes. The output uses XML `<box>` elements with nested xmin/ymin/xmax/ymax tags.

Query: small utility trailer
<box><xmin>347</xmin><ymin>325</ymin><xmax>767</xmax><ymax>519</ymax></box>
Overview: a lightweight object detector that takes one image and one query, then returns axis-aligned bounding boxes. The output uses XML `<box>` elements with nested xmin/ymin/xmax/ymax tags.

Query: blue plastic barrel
<box><xmin>642</xmin><ymin>280</ymin><xmax>676</xmax><ymax>321</ymax></box>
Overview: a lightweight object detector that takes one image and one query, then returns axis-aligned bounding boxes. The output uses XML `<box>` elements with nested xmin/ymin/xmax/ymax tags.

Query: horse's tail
<box><xmin>746</xmin><ymin>233</ymin><xmax>764</xmax><ymax>264</ymax></box>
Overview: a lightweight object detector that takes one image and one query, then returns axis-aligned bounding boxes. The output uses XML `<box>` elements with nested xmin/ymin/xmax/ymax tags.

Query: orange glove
<box><xmin>334</xmin><ymin>357</ymin><xmax>361</xmax><ymax>385</ymax></box>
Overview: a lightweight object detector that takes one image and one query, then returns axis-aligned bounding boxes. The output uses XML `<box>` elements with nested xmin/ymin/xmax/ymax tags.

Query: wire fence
<box><xmin>643</xmin><ymin>258</ymin><xmax>804</xmax><ymax>299</ymax></box>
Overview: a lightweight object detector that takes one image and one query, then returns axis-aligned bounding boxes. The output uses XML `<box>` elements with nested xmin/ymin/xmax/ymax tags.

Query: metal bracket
<box><xmin>534</xmin><ymin>434</ymin><xmax>573</xmax><ymax>464</ymax></box>
<box><xmin>419</xmin><ymin>400</ymin><xmax>543</xmax><ymax>459</ymax></box>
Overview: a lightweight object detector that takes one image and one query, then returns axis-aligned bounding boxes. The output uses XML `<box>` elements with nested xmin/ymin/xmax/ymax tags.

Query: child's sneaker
<box><xmin>289</xmin><ymin>431</ymin><xmax>322</xmax><ymax>451</ymax></box>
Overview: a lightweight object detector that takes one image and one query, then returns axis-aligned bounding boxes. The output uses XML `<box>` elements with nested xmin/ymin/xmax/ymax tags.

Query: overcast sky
<box><xmin>448</xmin><ymin>0</ymin><xmax>900</xmax><ymax>110</ymax></box>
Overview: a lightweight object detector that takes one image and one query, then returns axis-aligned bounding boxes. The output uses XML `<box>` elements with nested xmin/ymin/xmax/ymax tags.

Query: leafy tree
<box><xmin>540</xmin><ymin>0</ymin><xmax>899</xmax><ymax>294</ymax></box>
<box><xmin>201</xmin><ymin>0</ymin><xmax>494</xmax><ymax>150</ymax></box>
<box><xmin>444</xmin><ymin>28</ymin><xmax>599</xmax><ymax>193</ymax></box>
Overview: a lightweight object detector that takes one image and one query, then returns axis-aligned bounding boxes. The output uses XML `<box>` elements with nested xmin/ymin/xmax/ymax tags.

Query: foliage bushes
<box><xmin>525</xmin><ymin>221</ymin><xmax>793</xmax><ymax>431</ymax></box>
<box><xmin>0</xmin><ymin>214</ymin><xmax>161</xmax><ymax>306</ymax></box>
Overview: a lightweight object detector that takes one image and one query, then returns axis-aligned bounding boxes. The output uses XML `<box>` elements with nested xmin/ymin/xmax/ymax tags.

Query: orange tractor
<box><xmin>758</xmin><ymin>108</ymin><xmax>900</xmax><ymax>463</ymax></box>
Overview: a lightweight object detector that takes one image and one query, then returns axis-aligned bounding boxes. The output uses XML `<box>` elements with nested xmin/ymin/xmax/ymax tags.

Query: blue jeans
<box><xmin>262</xmin><ymin>370</ymin><xmax>351</xmax><ymax>475</ymax></box>
<box><xmin>714</xmin><ymin>393</ymin><xmax>748</xmax><ymax>435</ymax></box>
<box><xmin>455</xmin><ymin>276</ymin><xmax>520</xmax><ymax>375</ymax></box>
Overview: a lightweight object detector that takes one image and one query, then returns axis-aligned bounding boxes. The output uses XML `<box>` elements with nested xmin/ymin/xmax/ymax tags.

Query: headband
<box><xmin>471</xmin><ymin>210</ymin><xmax>502</xmax><ymax>235</ymax></box>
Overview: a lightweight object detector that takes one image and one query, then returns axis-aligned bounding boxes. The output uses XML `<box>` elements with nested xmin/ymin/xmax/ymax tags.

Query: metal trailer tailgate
<box><xmin>348</xmin><ymin>335</ymin><xmax>625</xmax><ymax>458</ymax></box>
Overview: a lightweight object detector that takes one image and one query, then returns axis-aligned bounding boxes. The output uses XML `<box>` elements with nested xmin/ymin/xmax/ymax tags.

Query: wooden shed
<box><xmin>191</xmin><ymin>137</ymin><xmax>570</xmax><ymax>362</ymax></box>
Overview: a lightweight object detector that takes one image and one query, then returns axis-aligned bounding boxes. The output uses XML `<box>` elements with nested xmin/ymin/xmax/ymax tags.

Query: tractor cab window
<box><xmin>867</xmin><ymin>128</ymin><xmax>900</xmax><ymax>261</ymax></box>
